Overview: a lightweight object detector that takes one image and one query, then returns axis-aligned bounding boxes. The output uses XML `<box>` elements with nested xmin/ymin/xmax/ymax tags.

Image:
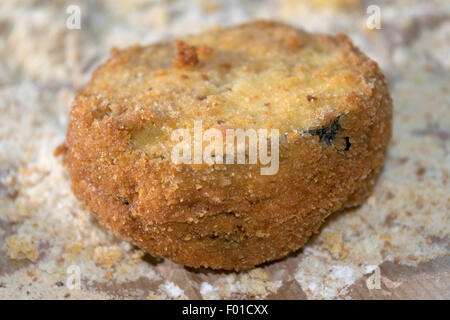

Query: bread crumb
<box><xmin>94</xmin><ymin>246</ymin><xmax>123</xmax><ymax>268</ymax></box>
<box><xmin>7</xmin><ymin>235</ymin><xmax>38</xmax><ymax>262</ymax></box>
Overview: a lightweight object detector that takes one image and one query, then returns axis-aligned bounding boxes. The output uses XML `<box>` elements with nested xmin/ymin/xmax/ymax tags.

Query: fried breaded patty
<box><xmin>64</xmin><ymin>20</ymin><xmax>392</xmax><ymax>270</ymax></box>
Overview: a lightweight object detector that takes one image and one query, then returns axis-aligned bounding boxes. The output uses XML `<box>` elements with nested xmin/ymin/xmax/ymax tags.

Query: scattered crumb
<box><xmin>7</xmin><ymin>235</ymin><xmax>38</xmax><ymax>262</ymax></box>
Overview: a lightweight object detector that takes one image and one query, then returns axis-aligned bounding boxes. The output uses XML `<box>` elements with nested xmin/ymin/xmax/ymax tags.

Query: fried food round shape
<box><xmin>64</xmin><ymin>20</ymin><xmax>392</xmax><ymax>270</ymax></box>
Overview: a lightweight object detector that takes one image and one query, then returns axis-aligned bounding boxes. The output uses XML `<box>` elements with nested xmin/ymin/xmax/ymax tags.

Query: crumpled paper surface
<box><xmin>0</xmin><ymin>0</ymin><xmax>448</xmax><ymax>299</ymax></box>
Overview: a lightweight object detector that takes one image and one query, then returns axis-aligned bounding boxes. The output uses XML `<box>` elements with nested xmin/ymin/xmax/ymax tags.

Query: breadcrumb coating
<box><xmin>64</xmin><ymin>20</ymin><xmax>392</xmax><ymax>270</ymax></box>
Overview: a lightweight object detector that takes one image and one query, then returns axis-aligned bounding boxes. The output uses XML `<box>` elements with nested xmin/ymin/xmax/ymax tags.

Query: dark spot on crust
<box><xmin>55</xmin><ymin>281</ymin><xmax>64</xmax><ymax>287</ymax></box>
<box><xmin>173</xmin><ymin>40</ymin><xmax>199</xmax><ymax>69</ymax></box>
<box><xmin>196</xmin><ymin>95</ymin><xmax>207</xmax><ymax>101</ymax></box>
<box><xmin>284</xmin><ymin>31</ymin><xmax>302</xmax><ymax>50</ymax></box>
<box><xmin>217</xmin><ymin>120</ymin><xmax>224</xmax><ymax>125</ymax></box>
<box><xmin>220</xmin><ymin>63</ymin><xmax>232</xmax><ymax>70</ymax></box>
<box><xmin>306</xmin><ymin>95</ymin><xmax>318</xmax><ymax>102</ymax></box>
<box><xmin>307</xmin><ymin>117</ymin><xmax>341</xmax><ymax>146</ymax></box>
<box><xmin>118</xmin><ymin>197</ymin><xmax>131</xmax><ymax>206</ymax></box>
<box><xmin>344</xmin><ymin>137</ymin><xmax>351</xmax><ymax>150</ymax></box>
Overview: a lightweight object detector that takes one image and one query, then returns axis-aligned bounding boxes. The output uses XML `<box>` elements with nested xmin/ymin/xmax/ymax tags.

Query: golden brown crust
<box><xmin>64</xmin><ymin>20</ymin><xmax>392</xmax><ymax>270</ymax></box>
<box><xmin>172</xmin><ymin>40</ymin><xmax>199</xmax><ymax>69</ymax></box>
